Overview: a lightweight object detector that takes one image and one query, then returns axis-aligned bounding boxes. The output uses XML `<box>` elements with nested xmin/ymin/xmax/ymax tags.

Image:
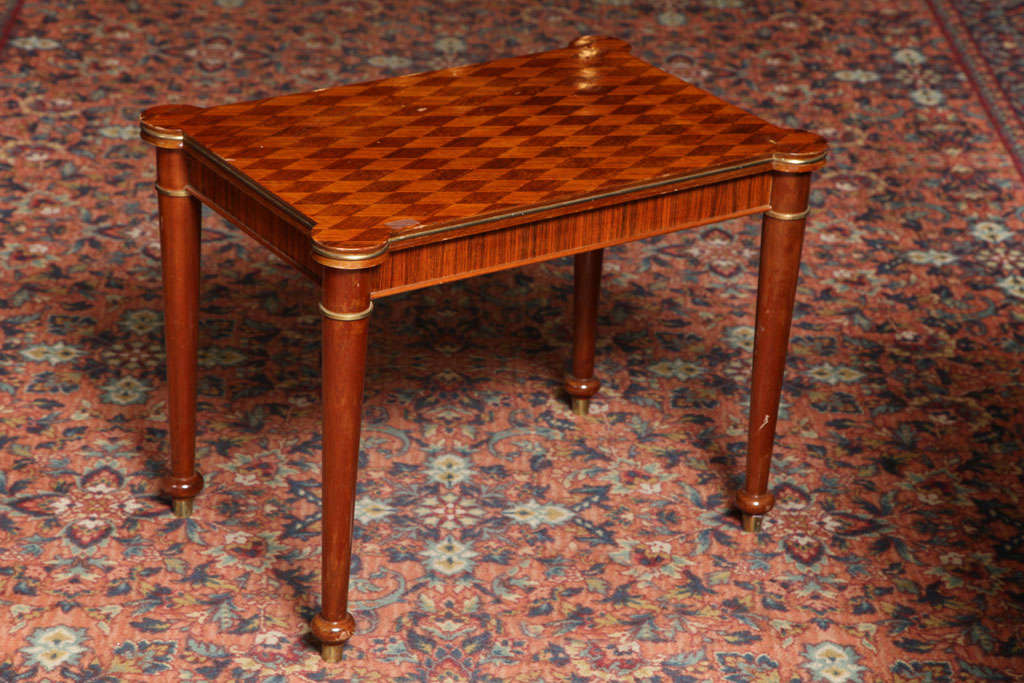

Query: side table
<box><xmin>140</xmin><ymin>35</ymin><xmax>827</xmax><ymax>660</ymax></box>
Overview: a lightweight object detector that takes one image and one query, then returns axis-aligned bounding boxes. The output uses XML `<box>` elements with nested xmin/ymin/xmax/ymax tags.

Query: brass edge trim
<box><xmin>139</xmin><ymin>122</ymin><xmax>185</xmax><ymax>142</ymax></box>
<box><xmin>181</xmin><ymin>140</ymin><xmax>783</xmax><ymax>258</ymax></box>
<box><xmin>183</xmin><ymin>137</ymin><xmax>315</xmax><ymax>230</ymax></box>
<box><xmin>154</xmin><ymin>183</ymin><xmax>189</xmax><ymax>198</ymax></box>
<box><xmin>318</xmin><ymin>301</ymin><xmax>373</xmax><ymax>321</ymax></box>
<box><xmin>771</xmin><ymin>151</ymin><xmax>828</xmax><ymax>166</ymax></box>
<box><xmin>765</xmin><ymin>208</ymin><xmax>809</xmax><ymax>221</ymax></box>
<box><xmin>387</xmin><ymin>157</ymin><xmax>772</xmax><ymax>246</ymax></box>
<box><xmin>140</xmin><ymin>131</ymin><xmax>183</xmax><ymax>149</ymax></box>
<box><xmin>312</xmin><ymin>242</ymin><xmax>390</xmax><ymax>263</ymax></box>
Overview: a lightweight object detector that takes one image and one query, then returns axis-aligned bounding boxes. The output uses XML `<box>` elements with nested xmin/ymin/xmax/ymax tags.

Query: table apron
<box><xmin>185</xmin><ymin>151</ymin><xmax>771</xmax><ymax>296</ymax></box>
<box><xmin>185</xmin><ymin>150</ymin><xmax>321</xmax><ymax>279</ymax></box>
<box><xmin>372</xmin><ymin>173</ymin><xmax>771</xmax><ymax>297</ymax></box>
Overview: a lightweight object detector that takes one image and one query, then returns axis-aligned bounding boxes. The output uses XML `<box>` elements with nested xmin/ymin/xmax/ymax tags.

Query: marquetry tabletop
<box><xmin>140</xmin><ymin>36</ymin><xmax>826</xmax><ymax>264</ymax></box>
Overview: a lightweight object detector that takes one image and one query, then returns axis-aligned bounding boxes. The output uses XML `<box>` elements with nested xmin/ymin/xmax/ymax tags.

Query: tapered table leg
<box><xmin>736</xmin><ymin>171</ymin><xmax>813</xmax><ymax>531</ymax></box>
<box><xmin>565</xmin><ymin>249</ymin><xmax>603</xmax><ymax>415</ymax></box>
<box><xmin>153</xmin><ymin>143</ymin><xmax>204</xmax><ymax>516</ymax></box>
<box><xmin>310</xmin><ymin>265</ymin><xmax>374</xmax><ymax>662</ymax></box>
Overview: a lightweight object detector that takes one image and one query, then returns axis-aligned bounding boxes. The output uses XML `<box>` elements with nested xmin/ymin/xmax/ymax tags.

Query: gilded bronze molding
<box><xmin>772</xmin><ymin>151</ymin><xmax>828</xmax><ymax>166</ymax></box>
<box><xmin>154</xmin><ymin>183</ymin><xmax>190</xmax><ymax>198</ymax></box>
<box><xmin>311</xmin><ymin>157</ymin><xmax>777</xmax><ymax>267</ymax></box>
<box><xmin>765</xmin><ymin>208</ymin><xmax>810</xmax><ymax>220</ymax></box>
<box><xmin>386</xmin><ymin>158</ymin><xmax>773</xmax><ymax>247</ymax></box>
<box><xmin>318</xmin><ymin>301</ymin><xmax>374</xmax><ymax>321</ymax></box>
<box><xmin>140</xmin><ymin>122</ymin><xmax>186</xmax><ymax>149</ymax></box>
<box><xmin>312</xmin><ymin>242</ymin><xmax>390</xmax><ymax>263</ymax></box>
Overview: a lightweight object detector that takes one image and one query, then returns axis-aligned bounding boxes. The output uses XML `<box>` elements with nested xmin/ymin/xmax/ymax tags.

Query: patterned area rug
<box><xmin>926</xmin><ymin>0</ymin><xmax>1024</xmax><ymax>179</ymax></box>
<box><xmin>1</xmin><ymin>0</ymin><xmax>1023</xmax><ymax>680</ymax></box>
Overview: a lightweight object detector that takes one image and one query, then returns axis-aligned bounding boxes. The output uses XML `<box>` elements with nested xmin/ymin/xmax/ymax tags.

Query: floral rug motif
<box><xmin>1</xmin><ymin>0</ymin><xmax>1023</xmax><ymax>681</ymax></box>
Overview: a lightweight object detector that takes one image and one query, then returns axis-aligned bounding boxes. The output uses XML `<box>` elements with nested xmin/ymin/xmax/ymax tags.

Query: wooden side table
<box><xmin>140</xmin><ymin>35</ymin><xmax>826</xmax><ymax>660</ymax></box>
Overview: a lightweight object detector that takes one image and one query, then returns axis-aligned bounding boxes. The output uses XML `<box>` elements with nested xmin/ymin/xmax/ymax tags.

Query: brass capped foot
<box><xmin>320</xmin><ymin>644</ymin><xmax>344</xmax><ymax>663</ymax></box>
<box><xmin>570</xmin><ymin>397</ymin><xmax>591</xmax><ymax>416</ymax></box>
<box><xmin>741</xmin><ymin>514</ymin><xmax>763</xmax><ymax>533</ymax></box>
<box><xmin>312</xmin><ymin>612</ymin><xmax>355</xmax><ymax>662</ymax></box>
<box><xmin>172</xmin><ymin>498</ymin><xmax>194</xmax><ymax>518</ymax></box>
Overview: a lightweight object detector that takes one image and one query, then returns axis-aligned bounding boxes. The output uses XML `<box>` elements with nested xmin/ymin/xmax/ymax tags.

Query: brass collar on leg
<box><xmin>318</xmin><ymin>302</ymin><xmax>373</xmax><ymax>321</ymax></box>
<box><xmin>765</xmin><ymin>208</ymin><xmax>810</xmax><ymax>221</ymax></box>
<box><xmin>154</xmin><ymin>183</ymin><xmax>190</xmax><ymax>198</ymax></box>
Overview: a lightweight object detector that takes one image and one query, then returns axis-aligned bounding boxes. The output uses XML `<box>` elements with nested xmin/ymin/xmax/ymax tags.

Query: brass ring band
<box><xmin>154</xmin><ymin>183</ymin><xmax>189</xmax><ymax>198</ymax></box>
<box><xmin>312</xmin><ymin>242</ymin><xmax>390</xmax><ymax>263</ymax></box>
<box><xmin>140</xmin><ymin>123</ymin><xmax>185</xmax><ymax>142</ymax></box>
<box><xmin>318</xmin><ymin>301</ymin><xmax>373</xmax><ymax>321</ymax></box>
<box><xmin>772</xmin><ymin>151</ymin><xmax>827</xmax><ymax>166</ymax></box>
<box><xmin>766</xmin><ymin>208</ymin><xmax>809</xmax><ymax>221</ymax></box>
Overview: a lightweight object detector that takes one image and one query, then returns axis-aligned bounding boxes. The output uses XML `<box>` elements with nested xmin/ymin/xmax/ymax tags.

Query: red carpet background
<box><xmin>926</xmin><ymin>0</ymin><xmax>1024</xmax><ymax>179</ymax></box>
<box><xmin>1</xmin><ymin>0</ymin><xmax>1023</xmax><ymax>680</ymax></box>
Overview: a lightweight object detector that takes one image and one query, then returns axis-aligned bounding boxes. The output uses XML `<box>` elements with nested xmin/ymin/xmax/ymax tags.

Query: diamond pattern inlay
<box><xmin>142</xmin><ymin>36</ymin><xmax>826</xmax><ymax>258</ymax></box>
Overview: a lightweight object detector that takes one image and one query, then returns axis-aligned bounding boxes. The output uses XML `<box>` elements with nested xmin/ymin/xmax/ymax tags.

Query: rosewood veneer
<box><xmin>140</xmin><ymin>35</ymin><xmax>827</xmax><ymax>661</ymax></box>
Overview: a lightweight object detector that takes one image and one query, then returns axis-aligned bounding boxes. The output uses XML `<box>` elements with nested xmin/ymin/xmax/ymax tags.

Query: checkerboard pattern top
<box><xmin>142</xmin><ymin>36</ymin><xmax>826</xmax><ymax>259</ymax></box>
